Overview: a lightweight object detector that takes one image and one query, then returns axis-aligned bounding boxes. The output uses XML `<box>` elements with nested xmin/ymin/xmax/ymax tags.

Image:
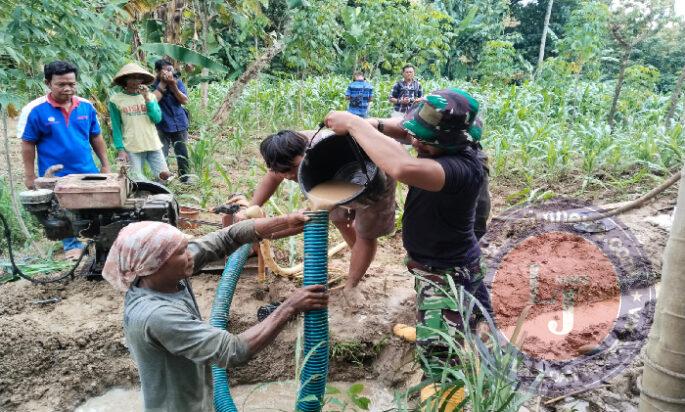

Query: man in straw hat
<box><xmin>324</xmin><ymin>87</ymin><xmax>492</xmax><ymax>408</ymax></box>
<box><xmin>103</xmin><ymin>213</ymin><xmax>327</xmax><ymax>411</ymax></box>
<box><xmin>109</xmin><ymin>62</ymin><xmax>173</xmax><ymax>182</ymax></box>
<box><xmin>18</xmin><ymin>60</ymin><xmax>111</xmax><ymax>260</ymax></box>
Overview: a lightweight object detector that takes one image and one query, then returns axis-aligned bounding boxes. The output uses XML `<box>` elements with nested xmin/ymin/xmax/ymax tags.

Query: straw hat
<box><xmin>112</xmin><ymin>63</ymin><xmax>155</xmax><ymax>87</ymax></box>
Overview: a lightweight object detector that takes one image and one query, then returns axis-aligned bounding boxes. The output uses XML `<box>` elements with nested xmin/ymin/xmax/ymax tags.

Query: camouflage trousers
<box><xmin>410</xmin><ymin>262</ymin><xmax>493</xmax><ymax>380</ymax></box>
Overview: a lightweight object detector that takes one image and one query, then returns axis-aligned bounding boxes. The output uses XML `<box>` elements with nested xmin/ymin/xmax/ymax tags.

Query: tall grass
<box><xmin>0</xmin><ymin>178</ymin><xmax>39</xmax><ymax>252</ymax></box>
<box><xmin>395</xmin><ymin>283</ymin><xmax>535</xmax><ymax>412</ymax></box>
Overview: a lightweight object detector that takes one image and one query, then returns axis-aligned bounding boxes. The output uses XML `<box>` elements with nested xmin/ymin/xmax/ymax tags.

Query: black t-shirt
<box><xmin>402</xmin><ymin>147</ymin><xmax>484</xmax><ymax>268</ymax></box>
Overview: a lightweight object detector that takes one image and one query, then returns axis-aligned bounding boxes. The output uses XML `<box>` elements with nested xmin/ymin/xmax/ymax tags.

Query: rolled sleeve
<box><xmin>145</xmin><ymin>306</ymin><xmax>251</xmax><ymax>368</ymax></box>
<box><xmin>188</xmin><ymin>220</ymin><xmax>259</xmax><ymax>273</ymax></box>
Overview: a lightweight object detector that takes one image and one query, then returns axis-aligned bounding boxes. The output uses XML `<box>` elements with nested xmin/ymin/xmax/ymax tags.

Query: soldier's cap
<box><xmin>402</xmin><ymin>88</ymin><xmax>482</xmax><ymax>150</ymax></box>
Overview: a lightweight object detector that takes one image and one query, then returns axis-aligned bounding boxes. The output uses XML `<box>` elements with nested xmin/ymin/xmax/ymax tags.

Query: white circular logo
<box><xmin>47</xmin><ymin>116</ymin><xmax>55</xmax><ymax>122</ymax></box>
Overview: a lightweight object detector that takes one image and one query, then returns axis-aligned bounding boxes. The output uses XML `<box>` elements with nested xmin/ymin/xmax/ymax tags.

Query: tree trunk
<box><xmin>536</xmin><ymin>0</ymin><xmax>554</xmax><ymax>74</ymax></box>
<box><xmin>196</xmin><ymin>0</ymin><xmax>209</xmax><ymax>109</ymax></box>
<box><xmin>211</xmin><ymin>38</ymin><xmax>287</xmax><ymax>125</ymax></box>
<box><xmin>128</xmin><ymin>15</ymin><xmax>145</xmax><ymax>62</ymax></box>
<box><xmin>665</xmin><ymin>65</ymin><xmax>685</xmax><ymax>126</ymax></box>
<box><xmin>608</xmin><ymin>52</ymin><xmax>630</xmax><ymax>129</ymax></box>
<box><xmin>164</xmin><ymin>0</ymin><xmax>184</xmax><ymax>44</ymax></box>
<box><xmin>639</xmin><ymin>165</ymin><xmax>685</xmax><ymax>411</ymax></box>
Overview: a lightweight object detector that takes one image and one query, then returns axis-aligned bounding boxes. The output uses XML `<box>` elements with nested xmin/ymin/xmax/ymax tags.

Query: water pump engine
<box><xmin>19</xmin><ymin>170</ymin><xmax>178</xmax><ymax>276</ymax></box>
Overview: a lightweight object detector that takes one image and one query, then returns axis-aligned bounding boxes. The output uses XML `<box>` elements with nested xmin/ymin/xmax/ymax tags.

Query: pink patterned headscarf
<box><xmin>102</xmin><ymin>221</ymin><xmax>188</xmax><ymax>292</ymax></box>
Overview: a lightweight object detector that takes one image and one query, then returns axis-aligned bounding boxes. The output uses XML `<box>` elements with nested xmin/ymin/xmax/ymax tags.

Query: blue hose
<box><xmin>210</xmin><ymin>243</ymin><xmax>253</xmax><ymax>412</ymax></box>
<box><xmin>296</xmin><ymin>211</ymin><xmax>330</xmax><ymax>412</ymax></box>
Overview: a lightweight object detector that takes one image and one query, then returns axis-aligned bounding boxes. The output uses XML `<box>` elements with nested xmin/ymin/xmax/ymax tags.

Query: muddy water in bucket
<box><xmin>298</xmin><ymin>133</ymin><xmax>385</xmax><ymax>211</ymax></box>
<box><xmin>306</xmin><ymin>180</ymin><xmax>363</xmax><ymax>210</ymax></box>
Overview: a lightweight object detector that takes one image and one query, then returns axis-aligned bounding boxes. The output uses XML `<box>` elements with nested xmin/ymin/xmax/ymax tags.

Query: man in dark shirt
<box><xmin>389</xmin><ymin>64</ymin><xmax>423</xmax><ymax>117</ymax></box>
<box><xmin>325</xmin><ymin>88</ymin><xmax>492</xmax><ymax>405</ymax></box>
<box><xmin>152</xmin><ymin>59</ymin><xmax>191</xmax><ymax>183</ymax></box>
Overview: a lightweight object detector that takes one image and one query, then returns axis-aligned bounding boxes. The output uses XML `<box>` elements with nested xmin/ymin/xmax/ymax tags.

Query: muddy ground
<box><xmin>1</xmin><ymin>125</ymin><xmax>679</xmax><ymax>411</ymax></box>
<box><xmin>1</xmin><ymin>192</ymin><xmax>674</xmax><ymax>412</ymax></box>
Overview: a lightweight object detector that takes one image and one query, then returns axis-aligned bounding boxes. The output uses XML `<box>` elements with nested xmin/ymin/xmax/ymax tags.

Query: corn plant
<box><xmin>392</xmin><ymin>279</ymin><xmax>539</xmax><ymax>412</ymax></box>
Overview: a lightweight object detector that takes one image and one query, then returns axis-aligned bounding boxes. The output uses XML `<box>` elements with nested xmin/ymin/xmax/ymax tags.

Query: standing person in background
<box><xmin>389</xmin><ymin>64</ymin><xmax>423</xmax><ymax>118</ymax></box>
<box><xmin>345</xmin><ymin>71</ymin><xmax>373</xmax><ymax>118</ymax></box>
<box><xmin>18</xmin><ymin>61</ymin><xmax>111</xmax><ymax>260</ymax></box>
<box><xmin>152</xmin><ymin>59</ymin><xmax>191</xmax><ymax>183</ymax></box>
<box><xmin>109</xmin><ymin>63</ymin><xmax>173</xmax><ymax>183</ymax></box>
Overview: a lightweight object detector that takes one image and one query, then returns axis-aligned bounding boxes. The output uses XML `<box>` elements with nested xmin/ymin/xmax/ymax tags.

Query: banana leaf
<box><xmin>139</xmin><ymin>43</ymin><xmax>229</xmax><ymax>73</ymax></box>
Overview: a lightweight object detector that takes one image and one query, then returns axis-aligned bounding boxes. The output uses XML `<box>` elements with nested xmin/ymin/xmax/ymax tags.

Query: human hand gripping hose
<box><xmin>296</xmin><ymin>210</ymin><xmax>330</xmax><ymax>412</ymax></box>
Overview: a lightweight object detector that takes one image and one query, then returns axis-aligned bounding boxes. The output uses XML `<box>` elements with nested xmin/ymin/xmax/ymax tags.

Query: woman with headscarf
<box><xmin>103</xmin><ymin>214</ymin><xmax>327</xmax><ymax>412</ymax></box>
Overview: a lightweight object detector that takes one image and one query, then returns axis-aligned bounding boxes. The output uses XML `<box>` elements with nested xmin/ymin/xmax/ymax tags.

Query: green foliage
<box><xmin>281</xmin><ymin>0</ymin><xmax>344</xmax><ymax>75</ymax></box>
<box><xmin>187</xmin><ymin>74</ymin><xmax>684</xmax><ymax>194</ymax></box>
<box><xmin>477</xmin><ymin>41</ymin><xmax>521</xmax><ymax>84</ymax></box>
<box><xmin>624</xmin><ymin>64</ymin><xmax>661</xmax><ymax>92</ymax></box>
<box><xmin>635</xmin><ymin>20</ymin><xmax>685</xmax><ymax>92</ymax></box>
<box><xmin>140</xmin><ymin>43</ymin><xmax>229</xmax><ymax>72</ymax></box>
<box><xmin>280</xmin><ymin>0</ymin><xmax>453</xmax><ymax>77</ymax></box>
<box><xmin>325</xmin><ymin>383</ymin><xmax>372</xmax><ymax>411</ymax></box>
<box><xmin>330</xmin><ymin>339</ymin><xmax>387</xmax><ymax>367</ymax></box>
<box><xmin>438</xmin><ymin>0</ymin><xmax>513</xmax><ymax>79</ymax></box>
<box><xmin>0</xmin><ymin>0</ymin><xmax>128</xmax><ymax>105</ymax></box>
<box><xmin>0</xmin><ymin>178</ymin><xmax>39</xmax><ymax>252</ymax></box>
<box><xmin>510</xmin><ymin>0</ymin><xmax>581</xmax><ymax>64</ymax></box>
<box><xmin>556</xmin><ymin>0</ymin><xmax>611</xmax><ymax>79</ymax></box>
<box><xmin>392</xmin><ymin>284</ymin><xmax>535</xmax><ymax>412</ymax></box>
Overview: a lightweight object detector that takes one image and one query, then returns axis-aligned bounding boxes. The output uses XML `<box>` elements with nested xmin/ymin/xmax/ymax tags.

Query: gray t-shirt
<box><xmin>123</xmin><ymin>220</ymin><xmax>259</xmax><ymax>412</ymax></box>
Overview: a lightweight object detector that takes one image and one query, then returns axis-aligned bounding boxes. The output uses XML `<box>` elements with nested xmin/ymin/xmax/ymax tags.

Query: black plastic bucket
<box><xmin>298</xmin><ymin>133</ymin><xmax>387</xmax><ymax>209</ymax></box>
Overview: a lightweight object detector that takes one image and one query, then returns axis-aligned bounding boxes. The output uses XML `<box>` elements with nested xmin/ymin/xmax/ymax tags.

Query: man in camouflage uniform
<box><xmin>324</xmin><ymin>88</ymin><xmax>493</xmax><ymax>403</ymax></box>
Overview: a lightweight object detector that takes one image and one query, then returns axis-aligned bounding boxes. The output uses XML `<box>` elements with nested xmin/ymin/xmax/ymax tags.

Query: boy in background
<box><xmin>345</xmin><ymin>71</ymin><xmax>373</xmax><ymax>118</ymax></box>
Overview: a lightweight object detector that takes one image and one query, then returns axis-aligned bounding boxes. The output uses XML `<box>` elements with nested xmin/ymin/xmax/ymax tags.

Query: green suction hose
<box><xmin>210</xmin><ymin>243</ymin><xmax>253</xmax><ymax>412</ymax></box>
<box><xmin>296</xmin><ymin>211</ymin><xmax>330</xmax><ymax>411</ymax></box>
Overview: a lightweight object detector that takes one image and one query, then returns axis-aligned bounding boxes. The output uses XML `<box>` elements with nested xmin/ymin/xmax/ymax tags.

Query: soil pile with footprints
<box><xmin>0</xmin><ymin>191</ymin><xmax>675</xmax><ymax>411</ymax></box>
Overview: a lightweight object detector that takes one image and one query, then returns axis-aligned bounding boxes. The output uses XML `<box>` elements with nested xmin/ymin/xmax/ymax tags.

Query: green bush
<box><xmin>0</xmin><ymin>178</ymin><xmax>39</xmax><ymax>252</ymax></box>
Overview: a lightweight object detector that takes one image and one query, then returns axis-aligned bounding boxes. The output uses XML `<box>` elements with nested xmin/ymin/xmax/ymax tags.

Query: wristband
<box><xmin>377</xmin><ymin>119</ymin><xmax>385</xmax><ymax>133</ymax></box>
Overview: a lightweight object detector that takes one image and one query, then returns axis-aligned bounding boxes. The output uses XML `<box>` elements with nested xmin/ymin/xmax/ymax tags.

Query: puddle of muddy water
<box><xmin>75</xmin><ymin>380</ymin><xmax>397</xmax><ymax>412</ymax></box>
